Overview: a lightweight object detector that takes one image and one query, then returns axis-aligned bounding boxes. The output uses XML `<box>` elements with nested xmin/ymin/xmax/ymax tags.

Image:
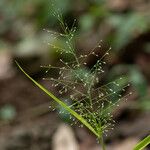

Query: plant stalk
<box><xmin>99</xmin><ymin>136</ymin><xmax>106</xmax><ymax>150</ymax></box>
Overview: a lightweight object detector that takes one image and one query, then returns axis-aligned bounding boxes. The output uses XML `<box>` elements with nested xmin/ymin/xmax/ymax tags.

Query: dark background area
<box><xmin>0</xmin><ymin>0</ymin><xmax>150</xmax><ymax>150</ymax></box>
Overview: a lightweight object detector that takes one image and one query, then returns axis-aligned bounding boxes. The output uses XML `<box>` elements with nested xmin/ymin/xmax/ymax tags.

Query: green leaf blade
<box><xmin>134</xmin><ymin>135</ymin><xmax>150</xmax><ymax>150</ymax></box>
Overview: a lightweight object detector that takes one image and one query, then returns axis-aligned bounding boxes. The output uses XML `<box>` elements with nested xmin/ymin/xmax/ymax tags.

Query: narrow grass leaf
<box><xmin>133</xmin><ymin>135</ymin><xmax>150</xmax><ymax>150</ymax></box>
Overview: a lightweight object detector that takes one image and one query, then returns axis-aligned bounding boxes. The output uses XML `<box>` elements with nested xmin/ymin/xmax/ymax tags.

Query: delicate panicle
<box><xmin>42</xmin><ymin>13</ymin><xmax>132</xmax><ymax>138</ymax></box>
<box><xmin>43</xmin><ymin>40</ymin><xmax>131</xmax><ymax>136</ymax></box>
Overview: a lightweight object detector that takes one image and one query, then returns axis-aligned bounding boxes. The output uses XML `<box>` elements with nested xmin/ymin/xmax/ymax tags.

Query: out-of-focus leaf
<box><xmin>106</xmin><ymin>64</ymin><xmax>129</xmax><ymax>103</ymax></box>
<box><xmin>107</xmin><ymin>64</ymin><xmax>148</xmax><ymax>98</ymax></box>
<box><xmin>57</xmin><ymin>99</ymin><xmax>72</xmax><ymax>122</ymax></box>
<box><xmin>79</xmin><ymin>4</ymin><xmax>108</xmax><ymax>32</ymax></box>
<box><xmin>90</xmin><ymin>5</ymin><xmax>109</xmax><ymax>18</ymax></box>
<box><xmin>108</xmin><ymin>15</ymin><xmax>124</xmax><ymax>27</ymax></box>
<box><xmin>138</xmin><ymin>97</ymin><xmax>150</xmax><ymax>111</ymax></box>
<box><xmin>107</xmin><ymin>64</ymin><xmax>129</xmax><ymax>80</ymax></box>
<box><xmin>108</xmin><ymin>13</ymin><xmax>150</xmax><ymax>50</ymax></box>
<box><xmin>79</xmin><ymin>14</ymin><xmax>95</xmax><ymax>32</ymax></box>
<box><xmin>0</xmin><ymin>105</ymin><xmax>16</xmax><ymax>121</ymax></box>
<box><xmin>16</xmin><ymin>37</ymin><xmax>43</xmax><ymax>56</ymax></box>
<box><xmin>15</xmin><ymin>32</ymin><xmax>51</xmax><ymax>57</ymax></box>
<box><xmin>129</xmin><ymin>66</ymin><xmax>148</xmax><ymax>97</ymax></box>
<box><xmin>51</xmin><ymin>0</ymin><xmax>71</xmax><ymax>14</ymax></box>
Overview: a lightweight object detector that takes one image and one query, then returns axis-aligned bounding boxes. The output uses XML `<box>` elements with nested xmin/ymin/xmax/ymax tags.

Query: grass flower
<box><xmin>16</xmin><ymin>11</ymin><xmax>132</xmax><ymax>150</ymax></box>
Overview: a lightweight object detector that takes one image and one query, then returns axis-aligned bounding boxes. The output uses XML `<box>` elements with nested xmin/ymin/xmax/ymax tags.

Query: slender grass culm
<box><xmin>16</xmin><ymin>10</ymin><xmax>133</xmax><ymax>150</ymax></box>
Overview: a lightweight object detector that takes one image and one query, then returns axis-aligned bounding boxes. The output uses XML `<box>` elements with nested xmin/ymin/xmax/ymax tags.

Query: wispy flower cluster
<box><xmin>42</xmin><ymin>12</ymin><xmax>132</xmax><ymax>139</ymax></box>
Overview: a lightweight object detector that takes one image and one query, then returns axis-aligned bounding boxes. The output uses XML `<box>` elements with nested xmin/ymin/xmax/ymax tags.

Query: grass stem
<box><xmin>99</xmin><ymin>136</ymin><xmax>106</xmax><ymax>150</ymax></box>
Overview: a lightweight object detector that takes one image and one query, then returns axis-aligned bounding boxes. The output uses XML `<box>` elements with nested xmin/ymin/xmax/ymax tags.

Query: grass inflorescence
<box><xmin>41</xmin><ymin>10</ymin><xmax>132</xmax><ymax>148</ymax></box>
<box><xmin>16</xmin><ymin>10</ymin><xmax>132</xmax><ymax>150</ymax></box>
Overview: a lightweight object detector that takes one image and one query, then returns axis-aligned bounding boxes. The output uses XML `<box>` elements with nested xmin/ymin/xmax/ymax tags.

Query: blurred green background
<box><xmin>0</xmin><ymin>0</ymin><xmax>150</xmax><ymax>149</ymax></box>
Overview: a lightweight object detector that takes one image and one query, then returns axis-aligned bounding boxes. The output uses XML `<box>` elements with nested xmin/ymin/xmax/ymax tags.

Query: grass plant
<box><xmin>16</xmin><ymin>11</ymin><xmax>134</xmax><ymax>150</ymax></box>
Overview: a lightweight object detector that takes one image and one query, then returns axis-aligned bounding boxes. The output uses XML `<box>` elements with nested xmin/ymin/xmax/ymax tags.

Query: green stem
<box><xmin>99</xmin><ymin>136</ymin><xmax>106</xmax><ymax>150</ymax></box>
